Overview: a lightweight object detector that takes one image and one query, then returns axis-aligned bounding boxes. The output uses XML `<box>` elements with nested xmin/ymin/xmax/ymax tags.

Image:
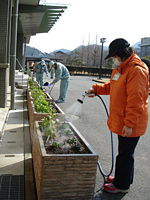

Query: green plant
<box><xmin>40</xmin><ymin>115</ymin><xmax>56</xmax><ymax>143</ymax></box>
<box><xmin>55</xmin><ymin>121</ymin><xmax>73</xmax><ymax>136</ymax></box>
<box><xmin>51</xmin><ymin>141</ymin><xmax>61</xmax><ymax>149</ymax></box>
<box><xmin>67</xmin><ymin>136</ymin><xmax>81</xmax><ymax>152</ymax></box>
<box><xmin>34</xmin><ymin>97</ymin><xmax>49</xmax><ymax>113</ymax></box>
<box><xmin>71</xmin><ymin>143</ymin><xmax>81</xmax><ymax>152</ymax></box>
<box><xmin>40</xmin><ymin>115</ymin><xmax>52</xmax><ymax>129</ymax></box>
<box><xmin>45</xmin><ymin>123</ymin><xmax>56</xmax><ymax>139</ymax></box>
<box><xmin>33</xmin><ymin>97</ymin><xmax>56</xmax><ymax>115</ymax></box>
<box><xmin>67</xmin><ymin>136</ymin><xmax>77</xmax><ymax>144</ymax></box>
<box><xmin>27</xmin><ymin>77</ymin><xmax>38</xmax><ymax>87</ymax></box>
<box><xmin>57</xmin><ymin>122</ymin><xmax>67</xmax><ymax>130</ymax></box>
<box><xmin>27</xmin><ymin>77</ymin><xmax>33</xmax><ymax>86</ymax></box>
<box><xmin>28</xmin><ymin>81</ymin><xmax>56</xmax><ymax>115</ymax></box>
<box><xmin>31</xmin><ymin>87</ymin><xmax>47</xmax><ymax>99</ymax></box>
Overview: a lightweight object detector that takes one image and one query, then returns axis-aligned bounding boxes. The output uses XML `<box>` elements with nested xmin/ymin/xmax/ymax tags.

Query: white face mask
<box><xmin>112</xmin><ymin>57</ymin><xmax>122</xmax><ymax>67</ymax></box>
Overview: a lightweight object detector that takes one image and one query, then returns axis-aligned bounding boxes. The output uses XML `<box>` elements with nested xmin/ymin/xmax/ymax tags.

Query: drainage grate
<box><xmin>0</xmin><ymin>175</ymin><xmax>24</xmax><ymax>200</ymax></box>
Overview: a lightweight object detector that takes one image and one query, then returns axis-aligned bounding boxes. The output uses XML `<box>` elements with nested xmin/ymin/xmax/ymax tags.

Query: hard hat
<box><xmin>49</xmin><ymin>61</ymin><xmax>54</xmax><ymax>68</ymax></box>
<box><xmin>41</xmin><ymin>60</ymin><xmax>45</xmax><ymax>65</ymax></box>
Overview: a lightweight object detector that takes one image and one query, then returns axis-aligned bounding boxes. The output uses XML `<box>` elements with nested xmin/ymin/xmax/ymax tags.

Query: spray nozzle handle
<box><xmin>85</xmin><ymin>91</ymin><xmax>95</xmax><ymax>97</ymax></box>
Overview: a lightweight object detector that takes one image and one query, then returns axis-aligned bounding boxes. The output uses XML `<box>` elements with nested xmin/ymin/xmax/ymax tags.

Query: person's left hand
<box><xmin>50</xmin><ymin>82</ymin><xmax>53</xmax><ymax>85</ymax></box>
<box><xmin>122</xmin><ymin>125</ymin><xmax>132</xmax><ymax>137</ymax></box>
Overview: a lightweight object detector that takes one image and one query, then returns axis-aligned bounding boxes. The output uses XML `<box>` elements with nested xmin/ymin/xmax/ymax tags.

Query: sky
<box><xmin>29</xmin><ymin>0</ymin><xmax>150</xmax><ymax>53</ymax></box>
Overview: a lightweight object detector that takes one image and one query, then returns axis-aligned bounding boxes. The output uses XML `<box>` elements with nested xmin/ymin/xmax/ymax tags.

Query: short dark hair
<box><xmin>141</xmin><ymin>57</ymin><xmax>150</xmax><ymax>70</ymax></box>
<box><xmin>114</xmin><ymin>47</ymin><xmax>134</xmax><ymax>61</ymax></box>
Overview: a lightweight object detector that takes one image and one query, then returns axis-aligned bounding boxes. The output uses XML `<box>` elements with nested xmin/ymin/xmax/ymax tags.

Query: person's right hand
<box><xmin>87</xmin><ymin>88</ymin><xmax>95</xmax><ymax>97</ymax></box>
<box><xmin>88</xmin><ymin>88</ymin><xmax>95</xmax><ymax>94</ymax></box>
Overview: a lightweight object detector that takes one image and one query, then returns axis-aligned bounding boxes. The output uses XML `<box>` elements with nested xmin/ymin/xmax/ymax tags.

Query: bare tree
<box><xmin>92</xmin><ymin>34</ymin><xmax>100</xmax><ymax>67</ymax></box>
<box><xmin>86</xmin><ymin>33</ymin><xmax>91</xmax><ymax>66</ymax></box>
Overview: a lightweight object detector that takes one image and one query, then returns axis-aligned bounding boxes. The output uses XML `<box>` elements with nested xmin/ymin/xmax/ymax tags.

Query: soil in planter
<box><xmin>41</xmin><ymin>122</ymin><xmax>91</xmax><ymax>154</ymax></box>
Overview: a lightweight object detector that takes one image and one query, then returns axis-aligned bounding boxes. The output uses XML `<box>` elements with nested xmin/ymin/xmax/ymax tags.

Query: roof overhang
<box><xmin>18</xmin><ymin>3</ymin><xmax>68</xmax><ymax>43</ymax></box>
<box><xmin>19</xmin><ymin>0</ymin><xmax>40</xmax><ymax>6</ymax></box>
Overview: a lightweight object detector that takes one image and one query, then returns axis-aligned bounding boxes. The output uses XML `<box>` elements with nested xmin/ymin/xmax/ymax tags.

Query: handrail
<box><xmin>16</xmin><ymin>58</ymin><xmax>24</xmax><ymax>71</ymax></box>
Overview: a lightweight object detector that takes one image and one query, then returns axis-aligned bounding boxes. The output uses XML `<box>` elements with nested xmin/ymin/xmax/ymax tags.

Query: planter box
<box><xmin>27</xmin><ymin>84</ymin><xmax>53</xmax><ymax>105</ymax></box>
<box><xmin>29</xmin><ymin>101</ymin><xmax>64</xmax><ymax>141</ymax></box>
<box><xmin>27</xmin><ymin>88</ymin><xmax>64</xmax><ymax>140</ymax></box>
<box><xmin>27</xmin><ymin>91</ymin><xmax>53</xmax><ymax>113</ymax></box>
<box><xmin>30</xmin><ymin>100</ymin><xmax>64</xmax><ymax>121</ymax></box>
<box><xmin>33</xmin><ymin>121</ymin><xmax>98</xmax><ymax>200</ymax></box>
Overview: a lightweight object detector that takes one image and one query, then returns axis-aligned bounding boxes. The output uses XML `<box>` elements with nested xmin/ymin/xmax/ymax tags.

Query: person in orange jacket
<box><xmin>88</xmin><ymin>38</ymin><xmax>149</xmax><ymax>193</ymax></box>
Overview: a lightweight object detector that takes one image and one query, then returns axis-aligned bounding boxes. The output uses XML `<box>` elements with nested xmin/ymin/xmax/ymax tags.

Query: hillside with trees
<box><xmin>26</xmin><ymin>41</ymin><xmax>142</xmax><ymax>69</ymax></box>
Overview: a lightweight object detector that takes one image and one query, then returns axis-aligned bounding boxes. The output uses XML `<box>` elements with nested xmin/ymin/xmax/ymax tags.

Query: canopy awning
<box><xmin>18</xmin><ymin>1</ymin><xmax>68</xmax><ymax>43</ymax></box>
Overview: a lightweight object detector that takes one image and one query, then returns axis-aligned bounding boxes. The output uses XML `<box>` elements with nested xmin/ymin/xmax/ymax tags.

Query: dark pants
<box><xmin>113</xmin><ymin>135</ymin><xmax>140</xmax><ymax>190</ymax></box>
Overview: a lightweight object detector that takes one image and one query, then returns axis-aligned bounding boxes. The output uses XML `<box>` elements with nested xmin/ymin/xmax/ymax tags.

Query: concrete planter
<box><xmin>27</xmin><ymin>85</ymin><xmax>64</xmax><ymax>140</ymax></box>
<box><xmin>33</xmin><ymin>121</ymin><xmax>98</xmax><ymax>200</ymax></box>
<box><xmin>29</xmin><ymin>101</ymin><xmax>64</xmax><ymax>141</ymax></box>
<box><xmin>27</xmin><ymin>84</ymin><xmax>53</xmax><ymax>104</ymax></box>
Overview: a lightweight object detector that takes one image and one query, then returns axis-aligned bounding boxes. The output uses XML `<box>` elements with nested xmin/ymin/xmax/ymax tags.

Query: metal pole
<box><xmin>99</xmin><ymin>42</ymin><xmax>104</xmax><ymax>79</ymax></box>
<box><xmin>99</xmin><ymin>38</ymin><xmax>106</xmax><ymax>79</ymax></box>
<box><xmin>10</xmin><ymin>0</ymin><xmax>19</xmax><ymax>110</ymax></box>
<box><xmin>8</xmin><ymin>0</ymin><xmax>13</xmax><ymax>87</ymax></box>
<box><xmin>23</xmin><ymin>37</ymin><xmax>27</xmax><ymax>70</ymax></box>
<box><xmin>8</xmin><ymin>0</ymin><xmax>12</xmax><ymax>64</ymax></box>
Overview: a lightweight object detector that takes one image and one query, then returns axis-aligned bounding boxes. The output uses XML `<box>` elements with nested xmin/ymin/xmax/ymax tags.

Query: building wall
<box><xmin>0</xmin><ymin>0</ymin><xmax>10</xmax><ymax>107</ymax></box>
<box><xmin>17</xmin><ymin>34</ymin><xmax>24</xmax><ymax>70</ymax></box>
<box><xmin>139</xmin><ymin>37</ymin><xmax>150</xmax><ymax>57</ymax></box>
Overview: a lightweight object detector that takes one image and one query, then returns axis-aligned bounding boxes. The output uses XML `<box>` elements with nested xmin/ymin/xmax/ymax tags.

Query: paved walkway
<box><xmin>0</xmin><ymin>71</ymin><xmax>36</xmax><ymax>199</ymax></box>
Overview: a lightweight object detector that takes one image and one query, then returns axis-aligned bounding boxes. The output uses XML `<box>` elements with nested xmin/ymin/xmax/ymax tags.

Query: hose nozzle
<box><xmin>77</xmin><ymin>91</ymin><xmax>95</xmax><ymax>104</ymax></box>
<box><xmin>77</xmin><ymin>99</ymin><xmax>83</xmax><ymax>104</ymax></box>
<box><xmin>77</xmin><ymin>93</ymin><xmax>85</xmax><ymax>104</ymax></box>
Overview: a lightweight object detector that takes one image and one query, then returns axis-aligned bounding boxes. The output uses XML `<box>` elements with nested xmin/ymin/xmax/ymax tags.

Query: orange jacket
<box><xmin>93</xmin><ymin>53</ymin><xmax>149</xmax><ymax>137</ymax></box>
